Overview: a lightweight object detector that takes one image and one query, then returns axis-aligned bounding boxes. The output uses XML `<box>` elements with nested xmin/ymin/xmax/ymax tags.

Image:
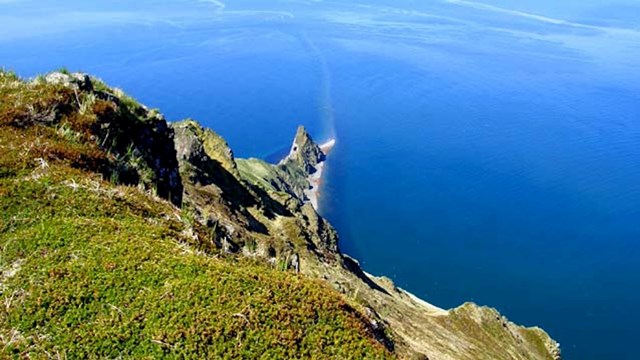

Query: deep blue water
<box><xmin>2</xmin><ymin>1</ymin><xmax>640</xmax><ymax>358</ymax></box>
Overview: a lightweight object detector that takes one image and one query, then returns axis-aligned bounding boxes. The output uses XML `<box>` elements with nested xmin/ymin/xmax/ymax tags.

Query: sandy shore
<box><xmin>305</xmin><ymin>139</ymin><xmax>336</xmax><ymax>210</ymax></box>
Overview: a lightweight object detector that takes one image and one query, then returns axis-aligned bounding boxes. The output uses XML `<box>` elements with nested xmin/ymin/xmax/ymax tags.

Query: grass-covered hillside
<box><xmin>0</xmin><ymin>70</ymin><xmax>561</xmax><ymax>360</ymax></box>
<box><xmin>0</xmin><ymin>70</ymin><xmax>392</xmax><ymax>359</ymax></box>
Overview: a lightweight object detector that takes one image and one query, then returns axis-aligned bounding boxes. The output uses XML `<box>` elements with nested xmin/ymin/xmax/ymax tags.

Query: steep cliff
<box><xmin>236</xmin><ymin>126</ymin><xmax>325</xmax><ymax>205</ymax></box>
<box><xmin>281</xmin><ymin>125</ymin><xmax>326</xmax><ymax>173</ymax></box>
<box><xmin>0</xmin><ymin>70</ymin><xmax>561</xmax><ymax>359</ymax></box>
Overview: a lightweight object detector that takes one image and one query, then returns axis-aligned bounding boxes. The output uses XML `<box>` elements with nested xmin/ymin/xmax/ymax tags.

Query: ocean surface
<box><xmin>2</xmin><ymin>1</ymin><xmax>640</xmax><ymax>358</ymax></box>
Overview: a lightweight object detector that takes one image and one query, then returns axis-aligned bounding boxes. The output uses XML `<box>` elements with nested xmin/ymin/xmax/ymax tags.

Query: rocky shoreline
<box><xmin>304</xmin><ymin>139</ymin><xmax>335</xmax><ymax>210</ymax></box>
<box><xmin>277</xmin><ymin>126</ymin><xmax>336</xmax><ymax>210</ymax></box>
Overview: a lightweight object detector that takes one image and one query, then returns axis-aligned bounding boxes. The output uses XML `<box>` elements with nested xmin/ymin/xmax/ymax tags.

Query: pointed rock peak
<box><xmin>291</xmin><ymin>126</ymin><xmax>319</xmax><ymax>155</ymax></box>
<box><xmin>285</xmin><ymin>126</ymin><xmax>325</xmax><ymax>173</ymax></box>
<box><xmin>294</xmin><ymin>125</ymin><xmax>312</xmax><ymax>143</ymax></box>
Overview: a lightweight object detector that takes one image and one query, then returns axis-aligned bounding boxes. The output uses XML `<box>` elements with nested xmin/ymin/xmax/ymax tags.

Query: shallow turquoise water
<box><xmin>2</xmin><ymin>1</ymin><xmax>640</xmax><ymax>358</ymax></box>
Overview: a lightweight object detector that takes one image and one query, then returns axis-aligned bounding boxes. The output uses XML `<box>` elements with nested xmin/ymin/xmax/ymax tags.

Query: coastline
<box><xmin>362</xmin><ymin>271</ymin><xmax>448</xmax><ymax>316</ymax></box>
<box><xmin>6</xmin><ymin>71</ymin><xmax>562</xmax><ymax>359</ymax></box>
<box><xmin>305</xmin><ymin>139</ymin><xmax>336</xmax><ymax>210</ymax></box>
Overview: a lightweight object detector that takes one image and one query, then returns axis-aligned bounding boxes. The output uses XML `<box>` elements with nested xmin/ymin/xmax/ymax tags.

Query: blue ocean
<box><xmin>2</xmin><ymin>0</ymin><xmax>639</xmax><ymax>358</ymax></box>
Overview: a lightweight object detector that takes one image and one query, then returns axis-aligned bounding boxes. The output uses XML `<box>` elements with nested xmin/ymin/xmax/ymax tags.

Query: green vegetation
<box><xmin>176</xmin><ymin>120</ymin><xmax>240</xmax><ymax>177</ymax></box>
<box><xmin>0</xmin><ymin>71</ymin><xmax>392</xmax><ymax>359</ymax></box>
<box><xmin>237</xmin><ymin>157</ymin><xmax>310</xmax><ymax>202</ymax></box>
<box><xmin>0</xmin><ymin>70</ymin><xmax>560</xmax><ymax>360</ymax></box>
<box><xmin>436</xmin><ymin>303</ymin><xmax>557</xmax><ymax>360</ymax></box>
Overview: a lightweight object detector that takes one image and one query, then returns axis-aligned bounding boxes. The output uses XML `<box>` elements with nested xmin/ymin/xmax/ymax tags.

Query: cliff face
<box><xmin>236</xmin><ymin>126</ymin><xmax>326</xmax><ymax>206</ymax></box>
<box><xmin>281</xmin><ymin>125</ymin><xmax>326</xmax><ymax>173</ymax></box>
<box><xmin>0</xmin><ymin>71</ymin><xmax>561</xmax><ymax>359</ymax></box>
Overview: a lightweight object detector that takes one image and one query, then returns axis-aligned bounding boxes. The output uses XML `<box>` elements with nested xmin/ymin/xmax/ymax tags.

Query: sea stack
<box><xmin>282</xmin><ymin>125</ymin><xmax>326</xmax><ymax>174</ymax></box>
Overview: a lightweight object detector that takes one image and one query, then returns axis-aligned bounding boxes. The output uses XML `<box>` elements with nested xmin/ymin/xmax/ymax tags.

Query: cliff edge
<box><xmin>0</xmin><ymin>70</ymin><xmax>561</xmax><ymax>359</ymax></box>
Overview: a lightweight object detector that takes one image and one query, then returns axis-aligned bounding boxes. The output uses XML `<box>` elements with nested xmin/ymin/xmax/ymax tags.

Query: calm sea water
<box><xmin>2</xmin><ymin>1</ymin><xmax>640</xmax><ymax>358</ymax></box>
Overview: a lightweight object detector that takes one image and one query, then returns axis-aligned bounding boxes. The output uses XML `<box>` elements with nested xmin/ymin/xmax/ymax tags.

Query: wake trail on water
<box><xmin>299</xmin><ymin>30</ymin><xmax>337</xmax><ymax>142</ymax></box>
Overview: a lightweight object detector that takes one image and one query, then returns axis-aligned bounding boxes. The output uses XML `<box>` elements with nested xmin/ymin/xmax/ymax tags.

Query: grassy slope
<box><xmin>0</xmin><ymin>71</ymin><xmax>391</xmax><ymax>359</ymax></box>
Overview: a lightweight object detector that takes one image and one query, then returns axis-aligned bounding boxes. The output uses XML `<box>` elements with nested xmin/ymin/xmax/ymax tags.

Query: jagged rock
<box><xmin>237</xmin><ymin>126</ymin><xmax>328</xmax><ymax>206</ymax></box>
<box><xmin>281</xmin><ymin>125</ymin><xmax>325</xmax><ymax>173</ymax></box>
<box><xmin>40</xmin><ymin>72</ymin><xmax>184</xmax><ymax>205</ymax></box>
<box><xmin>171</xmin><ymin>119</ymin><xmax>274</xmax><ymax>244</ymax></box>
<box><xmin>291</xmin><ymin>253</ymin><xmax>300</xmax><ymax>273</ymax></box>
<box><xmin>237</xmin><ymin>157</ymin><xmax>310</xmax><ymax>202</ymax></box>
<box><xmin>173</xmin><ymin>122</ymin><xmax>214</xmax><ymax>184</ymax></box>
<box><xmin>96</xmin><ymin>109</ymin><xmax>183</xmax><ymax>205</ymax></box>
<box><xmin>171</xmin><ymin>120</ymin><xmax>252</xmax><ymax>203</ymax></box>
<box><xmin>43</xmin><ymin>72</ymin><xmax>94</xmax><ymax>92</ymax></box>
<box><xmin>300</xmin><ymin>203</ymin><xmax>339</xmax><ymax>252</ymax></box>
<box><xmin>174</xmin><ymin>120</ymin><xmax>239</xmax><ymax>176</ymax></box>
<box><xmin>35</xmin><ymin>71</ymin><xmax>185</xmax><ymax>204</ymax></box>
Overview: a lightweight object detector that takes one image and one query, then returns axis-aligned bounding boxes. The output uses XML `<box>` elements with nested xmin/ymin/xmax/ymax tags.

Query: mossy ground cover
<box><xmin>436</xmin><ymin>304</ymin><xmax>554</xmax><ymax>360</ymax></box>
<box><xmin>0</xmin><ymin>71</ymin><xmax>392</xmax><ymax>359</ymax></box>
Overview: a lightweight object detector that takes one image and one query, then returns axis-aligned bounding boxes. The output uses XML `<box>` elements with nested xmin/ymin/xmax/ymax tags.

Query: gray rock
<box><xmin>44</xmin><ymin>72</ymin><xmax>93</xmax><ymax>91</ymax></box>
<box><xmin>281</xmin><ymin>126</ymin><xmax>325</xmax><ymax>173</ymax></box>
<box><xmin>291</xmin><ymin>253</ymin><xmax>300</xmax><ymax>273</ymax></box>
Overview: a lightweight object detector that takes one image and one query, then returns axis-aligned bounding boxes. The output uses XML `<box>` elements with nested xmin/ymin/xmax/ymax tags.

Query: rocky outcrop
<box><xmin>173</xmin><ymin>119</ymin><xmax>240</xmax><ymax>178</ymax></box>
<box><xmin>43</xmin><ymin>71</ymin><xmax>94</xmax><ymax>92</ymax></box>
<box><xmin>280</xmin><ymin>125</ymin><xmax>325</xmax><ymax>173</ymax></box>
<box><xmin>237</xmin><ymin>157</ymin><xmax>310</xmax><ymax>203</ymax></box>
<box><xmin>36</xmin><ymin>72</ymin><xmax>184</xmax><ymax>205</ymax></box>
<box><xmin>236</xmin><ymin>126</ymin><xmax>328</xmax><ymax>206</ymax></box>
<box><xmin>171</xmin><ymin>120</ymin><xmax>269</xmax><ymax>248</ymax></box>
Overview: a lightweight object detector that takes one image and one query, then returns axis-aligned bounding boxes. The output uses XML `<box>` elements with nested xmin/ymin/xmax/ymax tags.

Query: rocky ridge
<box><xmin>1</xmin><ymin>71</ymin><xmax>561</xmax><ymax>359</ymax></box>
<box><xmin>280</xmin><ymin>125</ymin><xmax>326</xmax><ymax>173</ymax></box>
